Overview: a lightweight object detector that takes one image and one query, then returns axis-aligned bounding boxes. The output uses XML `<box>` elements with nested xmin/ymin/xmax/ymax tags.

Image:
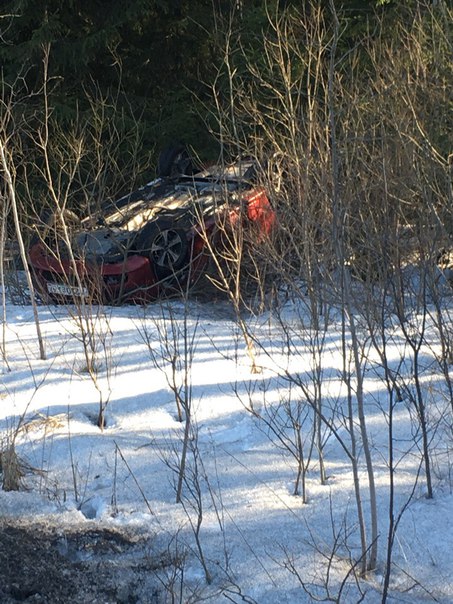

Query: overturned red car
<box><xmin>28</xmin><ymin>150</ymin><xmax>275</xmax><ymax>304</ymax></box>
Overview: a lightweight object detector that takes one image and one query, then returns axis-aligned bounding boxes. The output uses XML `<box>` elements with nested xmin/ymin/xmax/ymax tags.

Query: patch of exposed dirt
<box><xmin>0</xmin><ymin>521</ymin><xmax>165</xmax><ymax>603</ymax></box>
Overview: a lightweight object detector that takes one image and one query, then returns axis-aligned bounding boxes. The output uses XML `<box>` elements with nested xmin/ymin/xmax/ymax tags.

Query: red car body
<box><xmin>29</xmin><ymin>160</ymin><xmax>275</xmax><ymax>304</ymax></box>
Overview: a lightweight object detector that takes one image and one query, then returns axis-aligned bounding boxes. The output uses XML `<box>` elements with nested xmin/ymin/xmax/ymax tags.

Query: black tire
<box><xmin>137</xmin><ymin>222</ymin><xmax>189</xmax><ymax>278</ymax></box>
<box><xmin>158</xmin><ymin>144</ymin><xmax>193</xmax><ymax>178</ymax></box>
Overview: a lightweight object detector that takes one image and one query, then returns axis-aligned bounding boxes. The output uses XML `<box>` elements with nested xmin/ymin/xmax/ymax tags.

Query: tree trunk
<box><xmin>0</xmin><ymin>139</ymin><xmax>46</xmax><ymax>361</ymax></box>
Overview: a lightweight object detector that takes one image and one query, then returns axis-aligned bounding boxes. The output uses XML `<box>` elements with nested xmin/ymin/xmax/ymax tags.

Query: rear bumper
<box><xmin>28</xmin><ymin>243</ymin><xmax>158</xmax><ymax>304</ymax></box>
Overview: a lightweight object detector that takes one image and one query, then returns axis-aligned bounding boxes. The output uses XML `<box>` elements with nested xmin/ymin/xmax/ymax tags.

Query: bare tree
<box><xmin>137</xmin><ymin>287</ymin><xmax>200</xmax><ymax>503</ymax></box>
<box><xmin>0</xmin><ymin>186</ymin><xmax>10</xmax><ymax>369</ymax></box>
<box><xmin>0</xmin><ymin>136</ymin><xmax>46</xmax><ymax>361</ymax></box>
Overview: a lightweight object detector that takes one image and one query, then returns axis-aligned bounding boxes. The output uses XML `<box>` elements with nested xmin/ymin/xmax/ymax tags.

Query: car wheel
<box><xmin>138</xmin><ymin>223</ymin><xmax>189</xmax><ymax>278</ymax></box>
<box><xmin>158</xmin><ymin>144</ymin><xmax>193</xmax><ymax>178</ymax></box>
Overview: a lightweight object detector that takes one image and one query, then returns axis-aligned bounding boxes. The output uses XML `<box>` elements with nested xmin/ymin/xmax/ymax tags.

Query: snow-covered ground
<box><xmin>1</xmin><ymin>292</ymin><xmax>452</xmax><ymax>603</ymax></box>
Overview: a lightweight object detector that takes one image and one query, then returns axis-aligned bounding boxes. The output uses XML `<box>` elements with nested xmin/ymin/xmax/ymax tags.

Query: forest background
<box><xmin>1</xmin><ymin>0</ymin><xmax>450</xmax><ymax>219</ymax></box>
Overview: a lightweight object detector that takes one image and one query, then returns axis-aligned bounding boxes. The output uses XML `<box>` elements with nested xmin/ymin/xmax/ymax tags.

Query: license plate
<box><xmin>47</xmin><ymin>282</ymin><xmax>89</xmax><ymax>298</ymax></box>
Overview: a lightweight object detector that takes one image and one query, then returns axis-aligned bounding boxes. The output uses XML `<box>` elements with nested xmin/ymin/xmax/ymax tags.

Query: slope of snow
<box><xmin>1</xmin><ymin>296</ymin><xmax>452</xmax><ymax>603</ymax></box>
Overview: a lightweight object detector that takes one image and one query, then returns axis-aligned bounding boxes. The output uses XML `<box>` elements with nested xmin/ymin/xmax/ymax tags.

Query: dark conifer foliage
<box><xmin>0</xmin><ymin>0</ymin><xmax>439</xmax><ymax>185</ymax></box>
<box><xmin>0</xmin><ymin>1</ymin><xmax>220</xmax><ymax>153</ymax></box>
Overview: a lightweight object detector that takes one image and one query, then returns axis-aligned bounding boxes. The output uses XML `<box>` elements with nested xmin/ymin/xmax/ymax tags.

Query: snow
<box><xmin>1</xmin><ymin>292</ymin><xmax>453</xmax><ymax>603</ymax></box>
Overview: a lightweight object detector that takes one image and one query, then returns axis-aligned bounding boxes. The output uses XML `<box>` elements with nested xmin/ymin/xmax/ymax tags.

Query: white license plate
<box><xmin>47</xmin><ymin>282</ymin><xmax>89</xmax><ymax>298</ymax></box>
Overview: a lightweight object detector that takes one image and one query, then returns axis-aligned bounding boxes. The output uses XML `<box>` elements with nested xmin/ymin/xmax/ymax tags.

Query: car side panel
<box><xmin>28</xmin><ymin>242</ymin><xmax>158</xmax><ymax>304</ymax></box>
<box><xmin>242</xmin><ymin>188</ymin><xmax>276</xmax><ymax>236</ymax></box>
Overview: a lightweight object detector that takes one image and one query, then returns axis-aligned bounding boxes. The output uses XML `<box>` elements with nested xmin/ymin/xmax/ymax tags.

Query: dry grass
<box><xmin>0</xmin><ymin>445</ymin><xmax>26</xmax><ymax>491</ymax></box>
<box><xmin>0</xmin><ymin>438</ymin><xmax>49</xmax><ymax>492</ymax></box>
<box><xmin>0</xmin><ymin>413</ymin><xmax>66</xmax><ymax>491</ymax></box>
<box><xmin>18</xmin><ymin>412</ymin><xmax>66</xmax><ymax>434</ymax></box>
